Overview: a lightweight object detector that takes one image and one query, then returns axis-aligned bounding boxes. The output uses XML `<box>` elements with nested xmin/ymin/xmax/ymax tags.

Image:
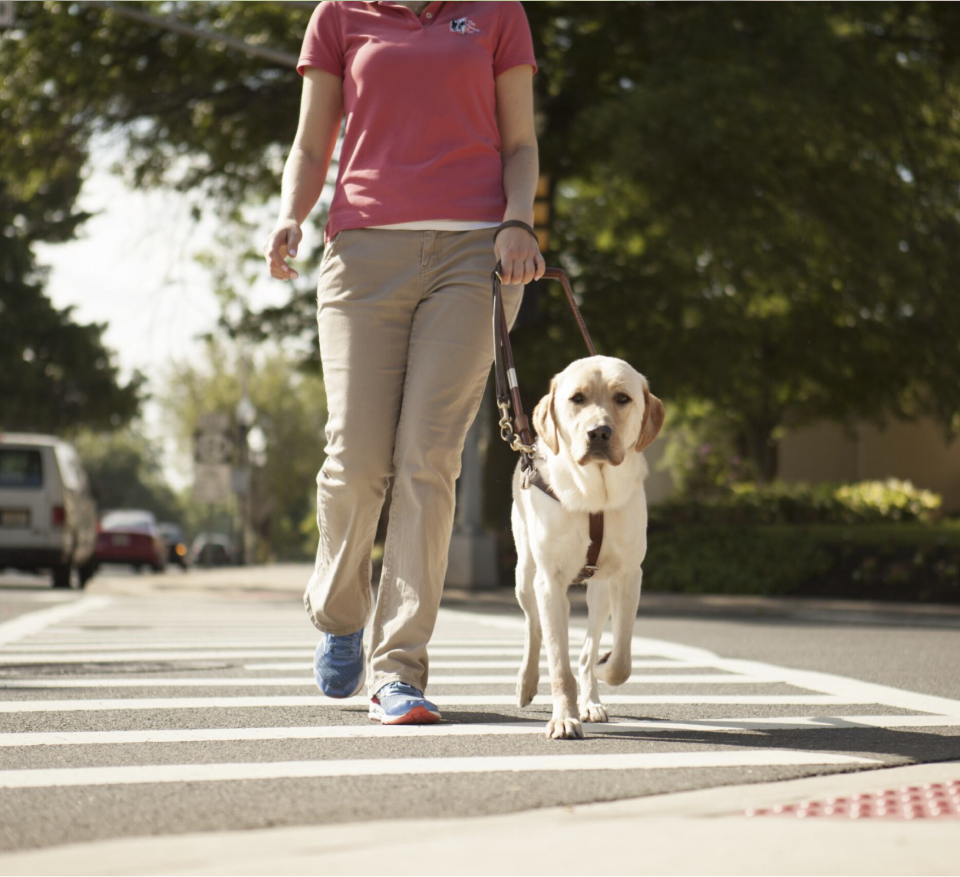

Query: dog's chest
<box><xmin>591</xmin><ymin>503</ymin><xmax>647</xmax><ymax>577</ymax></box>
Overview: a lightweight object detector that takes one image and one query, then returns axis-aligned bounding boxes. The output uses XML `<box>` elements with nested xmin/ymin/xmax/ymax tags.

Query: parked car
<box><xmin>96</xmin><ymin>509</ymin><xmax>167</xmax><ymax>573</ymax></box>
<box><xmin>0</xmin><ymin>433</ymin><xmax>98</xmax><ymax>588</ymax></box>
<box><xmin>189</xmin><ymin>533</ymin><xmax>237</xmax><ymax>567</ymax></box>
<box><xmin>158</xmin><ymin>522</ymin><xmax>190</xmax><ymax>570</ymax></box>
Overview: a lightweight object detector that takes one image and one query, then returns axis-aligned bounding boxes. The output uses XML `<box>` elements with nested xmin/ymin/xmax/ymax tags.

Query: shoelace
<box><xmin>380</xmin><ymin>681</ymin><xmax>422</xmax><ymax>699</ymax></box>
<box><xmin>326</xmin><ymin>631</ymin><xmax>362</xmax><ymax>661</ymax></box>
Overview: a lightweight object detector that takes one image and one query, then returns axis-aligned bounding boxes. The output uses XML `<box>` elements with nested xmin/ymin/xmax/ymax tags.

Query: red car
<box><xmin>95</xmin><ymin>510</ymin><xmax>167</xmax><ymax>573</ymax></box>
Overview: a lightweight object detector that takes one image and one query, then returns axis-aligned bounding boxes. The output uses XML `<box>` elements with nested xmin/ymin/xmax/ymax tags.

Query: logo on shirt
<box><xmin>450</xmin><ymin>17</ymin><xmax>480</xmax><ymax>34</ymax></box>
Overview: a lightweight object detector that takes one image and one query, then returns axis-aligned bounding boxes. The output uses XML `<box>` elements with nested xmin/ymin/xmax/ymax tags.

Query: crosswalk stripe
<box><xmin>1</xmin><ymin>650</ymin><xmax>640</xmax><ymax>666</ymax></box>
<box><xmin>0</xmin><ymin>597</ymin><xmax>113</xmax><ymax>647</ymax></box>
<box><xmin>0</xmin><ymin>750</ymin><xmax>878</xmax><ymax>789</ymax></box>
<box><xmin>0</xmin><ymin>673</ymin><xmax>768</xmax><ymax>689</ymax></box>
<box><xmin>0</xmin><ymin>715</ymin><xmax>956</xmax><ymax>747</ymax></box>
<box><xmin>12</xmin><ymin>641</ymin><xmax>321</xmax><ymax>649</ymax></box>
<box><xmin>0</xmin><ymin>694</ymin><xmax>872</xmax><ymax>713</ymax></box>
<box><xmin>0</xmin><ymin>650</ymin><xmax>319</xmax><ymax>663</ymax></box>
<box><xmin>8</xmin><ymin>645</ymin><xmax>537</xmax><ymax>656</ymax></box>
<box><xmin>242</xmin><ymin>660</ymin><xmax>694</xmax><ymax>671</ymax></box>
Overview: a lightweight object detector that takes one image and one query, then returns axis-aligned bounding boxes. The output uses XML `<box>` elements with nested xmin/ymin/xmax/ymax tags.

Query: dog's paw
<box><xmin>579</xmin><ymin>703</ymin><xmax>609</xmax><ymax>723</ymax></box>
<box><xmin>516</xmin><ymin>671</ymin><xmax>539</xmax><ymax>708</ymax></box>
<box><xmin>595</xmin><ymin>652</ymin><xmax>631</xmax><ymax>687</ymax></box>
<box><xmin>545</xmin><ymin>717</ymin><xmax>584</xmax><ymax>740</ymax></box>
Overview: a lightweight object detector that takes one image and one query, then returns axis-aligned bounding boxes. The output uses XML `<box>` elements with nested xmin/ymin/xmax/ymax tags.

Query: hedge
<box><xmin>650</xmin><ymin>479</ymin><xmax>942</xmax><ymax>527</ymax></box>
<box><xmin>643</xmin><ymin>523</ymin><xmax>960</xmax><ymax>604</ymax></box>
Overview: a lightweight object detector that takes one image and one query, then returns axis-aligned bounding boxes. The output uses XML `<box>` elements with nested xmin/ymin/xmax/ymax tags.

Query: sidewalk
<box><xmin>1</xmin><ymin>760</ymin><xmax>956</xmax><ymax>875</ymax></box>
<box><xmin>86</xmin><ymin>562</ymin><xmax>960</xmax><ymax>628</ymax></box>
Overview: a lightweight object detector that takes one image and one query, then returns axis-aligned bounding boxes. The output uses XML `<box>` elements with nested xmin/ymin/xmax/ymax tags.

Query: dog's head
<box><xmin>531</xmin><ymin>355</ymin><xmax>664</xmax><ymax>467</ymax></box>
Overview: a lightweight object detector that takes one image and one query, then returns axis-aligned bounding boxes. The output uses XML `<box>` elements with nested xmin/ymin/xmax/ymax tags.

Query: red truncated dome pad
<box><xmin>746</xmin><ymin>780</ymin><xmax>960</xmax><ymax>820</ymax></box>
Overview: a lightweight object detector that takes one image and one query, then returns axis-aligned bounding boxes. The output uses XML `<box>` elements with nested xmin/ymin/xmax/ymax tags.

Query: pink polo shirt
<box><xmin>297</xmin><ymin>1</ymin><xmax>538</xmax><ymax>243</ymax></box>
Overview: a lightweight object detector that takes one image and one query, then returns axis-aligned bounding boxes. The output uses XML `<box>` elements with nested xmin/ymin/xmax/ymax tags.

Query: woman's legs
<box><xmin>367</xmin><ymin>228</ymin><xmax>524</xmax><ymax>694</ymax></box>
<box><xmin>304</xmin><ymin>226</ymin><xmax>523</xmax><ymax>696</ymax></box>
<box><xmin>304</xmin><ymin>229</ymin><xmax>423</xmax><ymax>636</ymax></box>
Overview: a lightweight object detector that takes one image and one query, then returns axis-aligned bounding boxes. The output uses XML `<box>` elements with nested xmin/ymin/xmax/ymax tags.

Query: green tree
<box><xmin>523</xmin><ymin>1</ymin><xmax>960</xmax><ymax>479</ymax></box>
<box><xmin>160</xmin><ymin>339</ymin><xmax>328</xmax><ymax>560</ymax></box>
<box><xmin>0</xmin><ymin>245</ymin><xmax>143</xmax><ymax>435</ymax></box>
<box><xmin>74</xmin><ymin>427</ymin><xmax>183</xmax><ymax>522</ymax></box>
<box><xmin>1</xmin><ymin>3</ymin><xmax>145</xmax><ymax>434</ymax></box>
<box><xmin>8</xmin><ymin>2</ymin><xmax>960</xmax><ymax>483</ymax></box>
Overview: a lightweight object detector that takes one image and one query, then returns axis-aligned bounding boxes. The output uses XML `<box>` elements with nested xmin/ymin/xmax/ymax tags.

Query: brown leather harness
<box><xmin>491</xmin><ymin>250</ymin><xmax>604</xmax><ymax>586</ymax></box>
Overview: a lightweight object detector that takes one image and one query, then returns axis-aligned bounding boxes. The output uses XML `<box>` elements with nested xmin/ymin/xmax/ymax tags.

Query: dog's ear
<box><xmin>532</xmin><ymin>377</ymin><xmax>560</xmax><ymax>456</ymax></box>
<box><xmin>635</xmin><ymin>385</ymin><xmax>665</xmax><ymax>452</ymax></box>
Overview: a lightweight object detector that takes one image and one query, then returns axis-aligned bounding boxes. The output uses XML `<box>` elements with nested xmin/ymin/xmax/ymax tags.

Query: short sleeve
<box><xmin>297</xmin><ymin>1</ymin><xmax>345</xmax><ymax>78</ymax></box>
<box><xmin>493</xmin><ymin>1</ymin><xmax>538</xmax><ymax>77</ymax></box>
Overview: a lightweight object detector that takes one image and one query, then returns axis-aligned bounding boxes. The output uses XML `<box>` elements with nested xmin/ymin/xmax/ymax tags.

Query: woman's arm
<box><xmin>264</xmin><ymin>67</ymin><xmax>343</xmax><ymax>281</ymax></box>
<box><xmin>495</xmin><ymin>64</ymin><xmax>545</xmax><ymax>286</ymax></box>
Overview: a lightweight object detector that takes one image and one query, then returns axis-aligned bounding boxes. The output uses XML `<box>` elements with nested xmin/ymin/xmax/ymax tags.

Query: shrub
<box><xmin>643</xmin><ymin>525</ymin><xmax>833</xmax><ymax>595</ymax></box>
<box><xmin>642</xmin><ymin>523</ymin><xmax>960</xmax><ymax>603</ymax></box>
<box><xmin>651</xmin><ymin>479</ymin><xmax>942</xmax><ymax>526</ymax></box>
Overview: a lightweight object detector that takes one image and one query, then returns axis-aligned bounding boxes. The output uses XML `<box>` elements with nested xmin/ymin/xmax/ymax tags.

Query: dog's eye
<box><xmin>570</xmin><ymin>393</ymin><xmax>585</xmax><ymax>404</ymax></box>
<box><xmin>615</xmin><ymin>394</ymin><xmax>632</xmax><ymax>404</ymax></box>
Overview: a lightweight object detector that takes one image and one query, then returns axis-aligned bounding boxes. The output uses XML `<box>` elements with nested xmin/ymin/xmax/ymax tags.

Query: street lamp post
<box><xmin>235</xmin><ymin>396</ymin><xmax>256</xmax><ymax>566</ymax></box>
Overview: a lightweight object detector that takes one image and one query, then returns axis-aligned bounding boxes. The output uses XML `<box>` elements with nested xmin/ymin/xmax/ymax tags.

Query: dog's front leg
<box><xmin>578</xmin><ymin>583</ymin><xmax>610</xmax><ymax>723</ymax></box>
<box><xmin>596</xmin><ymin>568</ymin><xmax>643</xmax><ymax>687</ymax></box>
<box><xmin>533</xmin><ymin>572</ymin><xmax>583</xmax><ymax>739</ymax></box>
<box><xmin>514</xmin><ymin>537</ymin><xmax>542</xmax><ymax>708</ymax></box>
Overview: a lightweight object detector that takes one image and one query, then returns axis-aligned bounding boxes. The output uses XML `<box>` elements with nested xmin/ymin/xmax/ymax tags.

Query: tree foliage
<box><xmin>159</xmin><ymin>339</ymin><xmax>328</xmax><ymax>560</ymax></box>
<box><xmin>73</xmin><ymin>427</ymin><xmax>183</xmax><ymax>522</ymax></box>
<box><xmin>523</xmin><ymin>1</ymin><xmax>960</xmax><ymax>477</ymax></box>
<box><xmin>6</xmin><ymin>2</ymin><xmax>960</xmax><ymax>480</ymax></box>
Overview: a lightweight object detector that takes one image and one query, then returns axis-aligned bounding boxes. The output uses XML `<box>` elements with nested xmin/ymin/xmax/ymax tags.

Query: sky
<box><xmin>33</xmin><ymin>132</ymin><xmax>315</xmax><ymax>488</ymax></box>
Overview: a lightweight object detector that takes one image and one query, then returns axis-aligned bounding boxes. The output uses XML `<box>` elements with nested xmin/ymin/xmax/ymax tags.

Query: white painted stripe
<box><xmin>0</xmin><ymin>650</ymin><xmax>319</xmax><ymax>663</ymax></box>
<box><xmin>456</xmin><ymin>610</ymin><xmax>720</xmax><ymax>664</ymax></box>
<box><xmin>0</xmin><ymin>673</ymin><xmax>768</xmax><ymax>689</ymax></box>
<box><xmin>242</xmin><ymin>660</ymin><xmax>693</xmax><ymax>671</ymax></box>
<box><xmin>708</xmin><ymin>657</ymin><xmax>960</xmax><ymax>721</ymax></box>
<box><xmin>0</xmin><ymin>694</ymin><xmax>872</xmax><ymax>713</ymax></box>
<box><xmin>0</xmin><ymin>597</ymin><xmax>111</xmax><ymax>647</ymax></box>
<box><xmin>0</xmin><ymin>750</ymin><xmax>877</xmax><ymax>789</ymax></box>
<box><xmin>0</xmin><ymin>592</ymin><xmax>78</xmax><ymax>603</ymax></box>
<box><xmin>9</xmin><ymin>642</ymin><xmax>320</xmax><ymax>650</ymax></box>
<box><xmin>460</xmin><ymin>607</ymin><xmax>960</xmax><ymax>720</ymax></box>
<box><xmin>1</xmin><ymin>716</ymin><xmax>955</xmax><ymax>748</ymax></box>
<box><xmin>4</xmin><ymin>637</ymin><xmax>532</xmax><ymax>652</ymax></box>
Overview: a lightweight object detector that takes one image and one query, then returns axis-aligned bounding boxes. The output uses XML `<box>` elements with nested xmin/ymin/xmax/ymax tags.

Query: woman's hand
<box><xmin>495</xmin><ymin>226</ymin><xmax>545</xmax><ymax>285</ymax></box>
<box><xmin>264</xmin><ymin>220</ymin><xmax>302</xmax><ymax>281</ymax></box>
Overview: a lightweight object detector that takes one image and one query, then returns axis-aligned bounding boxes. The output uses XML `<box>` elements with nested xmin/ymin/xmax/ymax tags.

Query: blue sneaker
<box><xmin>369</xmin><ymin>681</ymin><xmax>441</xmax><ymax>725</ymax></box>
<box><xmin>314</xmin><ymin>628</ymin><xmax>365</xmax><ymax>698</ymax></box>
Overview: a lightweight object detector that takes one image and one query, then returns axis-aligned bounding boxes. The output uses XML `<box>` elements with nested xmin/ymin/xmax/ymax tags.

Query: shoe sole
<box><xmin>369</xmin><ymin>703</ymin><xmax>441</xmax><ymax>725</ymax></box>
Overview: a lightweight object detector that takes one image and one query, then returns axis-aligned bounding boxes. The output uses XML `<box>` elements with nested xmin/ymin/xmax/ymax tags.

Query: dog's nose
<box><xmin>587</xmin><ymin>424</ymin><xmax>612</xmax><ymax>443</ymax></box>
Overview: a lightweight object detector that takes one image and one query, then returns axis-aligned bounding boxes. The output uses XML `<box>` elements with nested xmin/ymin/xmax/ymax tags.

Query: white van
<box><xmin>0</xmin><ymin>433</ymin><xmax>98</xmax><ymax>588</ymax></box>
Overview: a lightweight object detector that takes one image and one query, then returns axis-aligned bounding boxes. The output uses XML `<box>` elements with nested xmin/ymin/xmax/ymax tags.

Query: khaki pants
<box><xmin>304</xmin><ymin>226</ymin><xmax>524</xmax><ymax>695</ymax></box>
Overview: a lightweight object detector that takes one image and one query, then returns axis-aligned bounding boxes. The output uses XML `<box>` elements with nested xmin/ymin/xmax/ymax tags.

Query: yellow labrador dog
<box><xmin>511</xmin><ymin>355</ymin><xmax>665</xmax><ymax>739</ymax></box>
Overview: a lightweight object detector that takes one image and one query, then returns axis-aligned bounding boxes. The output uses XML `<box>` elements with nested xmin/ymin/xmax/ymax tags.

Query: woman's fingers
<box><xmin>263</xmin><ymin>223</ymin><xmax>301</xmax><ymax>281</ymax></box>
<box><xmin>496</xmin><ymin>228</ymin><xmax>542</xmax><ymax>285</ymax></box>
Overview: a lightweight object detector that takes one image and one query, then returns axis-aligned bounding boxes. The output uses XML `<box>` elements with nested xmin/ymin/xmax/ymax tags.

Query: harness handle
<box><xmin>491</xmin><ymin>263</ymin><xmax>598</xmax><ymax>466</ymax></box>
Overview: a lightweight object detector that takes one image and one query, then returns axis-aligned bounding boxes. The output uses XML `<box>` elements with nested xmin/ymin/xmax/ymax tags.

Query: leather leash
<box><xmin>491</xmin><ymin>247</ymin><xmax>603</xmax><ymax>586</ymax></box>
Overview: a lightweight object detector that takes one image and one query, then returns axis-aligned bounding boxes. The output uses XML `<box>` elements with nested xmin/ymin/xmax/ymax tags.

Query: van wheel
<box><xmin>52</xmin><ymin>565</ymin><xmax>73</xmax><ymax>589</ymax></box>
<box><xmin>78</xmin><ymin>563</ymin><xmax>98</xmax><ymax>589</ymax></box>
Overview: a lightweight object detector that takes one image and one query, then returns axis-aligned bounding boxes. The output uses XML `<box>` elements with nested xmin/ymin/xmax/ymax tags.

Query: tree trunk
<box><xmin>738</xmin><ymin>420</ymin><xmax>780</xmax><ymax>483</ymax></box>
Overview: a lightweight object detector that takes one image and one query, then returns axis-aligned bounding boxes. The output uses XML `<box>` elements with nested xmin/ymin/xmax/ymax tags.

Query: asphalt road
<box><xmin>1</xmin><ymin>567</ymin><xmax>959</xmax><ymax>857</ymax></box>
